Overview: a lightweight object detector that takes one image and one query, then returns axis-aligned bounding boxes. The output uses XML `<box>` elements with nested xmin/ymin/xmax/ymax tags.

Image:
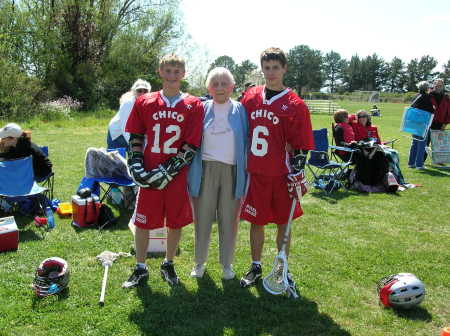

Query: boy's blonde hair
<box><xmin>159</xmin><ymin>54</ymin><xmax>185</xmax><ymax>71</ymax></box>
<box><xmin>333</xmin><ymin>109</ymin><xmax>349</xmax><ymax>123</ymax></box>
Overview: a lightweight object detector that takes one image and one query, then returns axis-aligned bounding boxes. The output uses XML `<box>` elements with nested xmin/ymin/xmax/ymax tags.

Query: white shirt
<box><xmin>108</xmin><ymin>97</ymin><xmax>135</xmax><ymax>141</ymax></box>
<box><xmin>202</xmin><ymin>100</ymin><xmax>236</xmax><ymax>165</ymax></box>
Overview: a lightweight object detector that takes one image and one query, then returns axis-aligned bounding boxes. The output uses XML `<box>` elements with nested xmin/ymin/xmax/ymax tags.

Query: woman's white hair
<box><xmin>416</xmin><ymin>81</ymin><xmax>429</xmax><ymax>92</ymax></box>
<box><xmin>205</xmin><ymin>67</ymin><xmax>235</xmax><ymax>88</ymax></box>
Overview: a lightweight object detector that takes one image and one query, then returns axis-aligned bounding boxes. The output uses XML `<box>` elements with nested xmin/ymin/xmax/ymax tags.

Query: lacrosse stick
<box><xmin>262</xmin><ymin>198</ymin><xmax>299</xmax><ymax>299</ymax></box>
<box><xmin>96</xmin><ymin>251</ymin><xmax>131</xmax><ymax>306</ymax></box>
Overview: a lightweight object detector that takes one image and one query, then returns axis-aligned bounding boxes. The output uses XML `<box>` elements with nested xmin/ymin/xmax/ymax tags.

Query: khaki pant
<box><xmin>192</xmin><ymin>160</ymin><xmax>241</xmax><ymax>267</ymax></box>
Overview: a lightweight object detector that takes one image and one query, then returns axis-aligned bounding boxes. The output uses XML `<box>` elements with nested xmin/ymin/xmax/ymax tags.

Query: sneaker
<box><xmin>160</xmin><ymin>261</ymin><xmax>179</xmax><ymax>285</ymax></box>
<box><xmin>240</xmin><ymin>263</ymin><xmax>262</xmax><ymax>287</ymax></box>
<box><xmin>416</xmin><ymin>166</ymin><xmax>425</xmax><ymax>170</ymax></box>
<box><xmin>190</xmin><ymin>264</ymin><xmax>206</xmax><ymax>278</ymax></box>
<box><xmin>222</xmin><ymin>265</ymin><xmax>235</xmax><ymax>280</ymax></box>
<box><xmin>122</xmin><ymin>266</ymin><xmax>148</xmax><ymax>288</ymax></box>
<box><xmin>408</xmin><ymin>165</ymin><xmax>415</xmax><ymax>168</ymax></box>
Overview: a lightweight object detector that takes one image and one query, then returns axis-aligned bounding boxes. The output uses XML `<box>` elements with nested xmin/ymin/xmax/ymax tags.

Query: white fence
<box><xmin>304</xmin><ymin>100</ymin><xmax>341</xmax><ymax>115</ymax></box>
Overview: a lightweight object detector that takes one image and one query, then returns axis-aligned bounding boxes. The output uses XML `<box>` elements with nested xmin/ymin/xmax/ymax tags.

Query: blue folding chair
<box><xmin>38</xmin><ymin>146</ymin><xmax>55</xmax><ymax>200</ymax></box>
<box><xmin>78</xmin><ymin>148</ymin><xmax>136</xmax><ymax>205</ymax></box>
<box><xmin>306</xmin><ymin>128</ymin><xmax>355</xmax><ymax>194</ymax></box>
<box><xmin>0</xmin><ymin>156</ymin><xmax>49</xmax><ymax>215</ymax></box>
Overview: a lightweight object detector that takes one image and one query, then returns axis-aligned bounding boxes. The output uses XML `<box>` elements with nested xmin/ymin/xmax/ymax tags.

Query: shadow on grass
<box><xmin>417</xmin><ymin>168</ymin><xmax>450</xmax><ymax>177</ymax></box>
<box><xmin>391</xmin><ymin>306</ymin><xmax>432</xmax><ymax>322</ymax></box>
<box><xmin>310</xmin><ymin>188</ymin><xmax>365</xmax><ymax>204</ymax></box>
<box><xmin>130</xmin><ymin>273</ymin><xmax>351</xmax><ymax>336</ymax></box>
<box><xmin>31</xmin><ymin>287</ymin><xmax>70</xmax><ymax>310</ymax></box>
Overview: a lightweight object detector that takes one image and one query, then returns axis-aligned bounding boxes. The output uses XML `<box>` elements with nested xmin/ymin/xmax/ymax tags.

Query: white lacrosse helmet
<box><xmin>377</xmin><ymin>273</ymin><xmax>425</xmax><ymax>309</ymax></box>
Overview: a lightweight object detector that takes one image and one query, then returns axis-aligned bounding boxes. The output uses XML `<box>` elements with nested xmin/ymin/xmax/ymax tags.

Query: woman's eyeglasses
<box><xmin>136</xmin><ymin>89</ymin><xmax>148</xmax><ymax>94</ymax></box>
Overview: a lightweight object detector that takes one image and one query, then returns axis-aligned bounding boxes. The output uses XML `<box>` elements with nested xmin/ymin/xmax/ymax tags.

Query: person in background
<box><xmin>408</xmin><ymin>81</ymin><xmax>434</xmax><ymax>169</ymax></box>
<box><xmin>370</xmin><ymin>104</ymin><xmax>381</xmax><ymax>116</ymax></box>
<box><xmin>0</xmin><ymin>123</ymin><xmax>52</xmax><ymax>181</ymax></box>
<box><xmin>188</xmin><ymin>67</ymin><xmax>248</xmax><ymax>280</ymax></box>
<box><xmin>351</xmin><ymin>110</ymin><xmax>382</xmax><ymax>144</ymax></box>
<box><xmin>429</xmin><ymin>79</ymin><xmax>449</xmax><ymax>131</ymax></box>
<box><xmin>237</xmin><ymin>82</ymin><xmax>255</xmax><ymax>102</ymax></box>
<box><xmin>107</xmin><ymin>79</ymin><xmax>151</xmax><ymax>149</ymax></box>
<box><xmin>333</xmin><ymin>109</ymin><xmax>356</xmax><ymax>162</ymax></box>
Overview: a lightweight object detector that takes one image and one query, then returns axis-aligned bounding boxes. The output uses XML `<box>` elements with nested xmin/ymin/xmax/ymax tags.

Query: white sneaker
<box><xmin>190</xmin><ymin>264</ymin><xmax>205</xmax><ymax>278</ymax></box>
<box><xmin>222</xmin><ymin>265</ymin><xmax>235</xmax><ymax>280</ymax></box>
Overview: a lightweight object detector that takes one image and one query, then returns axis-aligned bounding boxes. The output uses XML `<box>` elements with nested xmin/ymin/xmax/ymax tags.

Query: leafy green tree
<box><xmin>208</xmin><ymin>55</ymin><xmax>237</xmax><ymax>74</ymax></box>
<box><xmin>323</xmin><ymin>51</ymin><xmax>346</xmax><ymax>93</ymax></box>
<box><xmin>417</xmin><ymin>55</ymin><xmax>438</xmax><ymax>82</ymax></box>
<box><xmin>285</xmin><ymin>45</ymin><xmax>323</xmax><ymax>94</ymax></box>
<box><xmin>440</xmin><ymin>59</ymin><xmax>450</xmax><ymax>84</ymax></box>
<box><xmin>234</xmin><ymin>59</ymin><xmax>257</xmax><ymax>91</ymax></box>
<box><xmin>406</xmin><ymin>58</ymin><xmax>420</xmax><ymax>91</ymax></box>
<box><xmin>385</xmin><ymin>57</ymin><xmax>407</xmax><ymax>92</ymax></box>
<box><xmin>343</xmin><ymin>55</ymin><xmax>363</xmax><ymax>91</ymax></box>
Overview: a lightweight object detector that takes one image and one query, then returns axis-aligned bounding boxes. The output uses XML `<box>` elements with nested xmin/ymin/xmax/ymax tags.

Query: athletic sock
<box><xmin>164</xmin><ymin>258</ymin><xmax>173</xmax><ymax>264</ymax></box>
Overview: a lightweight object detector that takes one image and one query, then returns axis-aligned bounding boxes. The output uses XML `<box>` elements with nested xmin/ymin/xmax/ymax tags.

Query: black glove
<box><xmin>127</xmin><ymin>152</ymin><xmax>151</xmax><ymax>188</ymax></box>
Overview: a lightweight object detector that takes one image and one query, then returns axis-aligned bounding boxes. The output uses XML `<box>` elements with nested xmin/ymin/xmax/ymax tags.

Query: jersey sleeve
<box><xmin>125</xmin><ymin>96</ymin><xmax>146</xmax><ymax>135</ymax></box>
<box><xmin>286</xmin><ymin>101</ymin><xmax>314</xmax><ymax>151</ymax></box>
<box><xmin>183</xmin><ymin>100</ymin><xmax>204</xmax><ymax>148</ymax></box>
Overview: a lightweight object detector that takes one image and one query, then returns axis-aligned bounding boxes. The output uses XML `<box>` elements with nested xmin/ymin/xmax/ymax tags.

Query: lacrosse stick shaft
<box><xmin>99</xmin><ymin>265</ymin><xmax>109</xmax><ymax>306</ymax></box>
<box><xmin>280</xmin><ymin>198</ymin><xmax>297</xmax><ymax>253</ymax></box>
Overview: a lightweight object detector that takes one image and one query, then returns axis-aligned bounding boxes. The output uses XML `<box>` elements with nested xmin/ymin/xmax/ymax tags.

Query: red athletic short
<box><xmin>240</xmin><ymin>174</ymin><xmax>303</xmax><ymax>226</ymax></box>
<box><xmin>132</xmin><ymin>170</ymin><xmax>193</xmax><ymax>230</ymax></box>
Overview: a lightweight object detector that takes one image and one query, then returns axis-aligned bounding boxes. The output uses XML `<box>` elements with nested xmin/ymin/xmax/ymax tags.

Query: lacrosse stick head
<box><xmin>96</xmin><ymin>251</ymin><xmax>131</xmax><ymax>267</ymax></box>
<box><xmin>263</xmin><ymin>250</ymin><xmax>289</xmax><ymax>295</ymax></box>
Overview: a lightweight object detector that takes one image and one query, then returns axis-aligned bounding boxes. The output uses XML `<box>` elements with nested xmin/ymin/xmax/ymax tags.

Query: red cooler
<box><xmin>72</xmin><ymin>195</ymin><xmax>101</xmax><ymax>227</ymax></box>
<box><xmin>0</xmin><ymin>216</ymin><xmax>19</xmax><ymax>252</ymax></box>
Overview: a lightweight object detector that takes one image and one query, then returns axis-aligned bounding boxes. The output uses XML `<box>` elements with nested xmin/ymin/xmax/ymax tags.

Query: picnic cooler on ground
<box><xmin>72</xmin><ymin>195</ymin><xmax>101</xmax><ymax>227</ymax></box>
<box><xmin>128</xmin><ymin>221</ymin><xmax>167</xmax><ymax>254</ymax></box>
<box><xmin>0</xmin><ymin>216</ymin><xmax>19</xmax><ymax>252</ymax></box>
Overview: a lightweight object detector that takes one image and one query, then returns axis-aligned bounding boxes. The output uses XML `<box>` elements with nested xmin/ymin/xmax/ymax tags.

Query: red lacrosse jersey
<box><xmin>126</xmin><ymin>91</ymin><xmax>204</xmax><ymax>170</ymax></box>
<box><xmin>241</xmin><ymin>86</ymin><xmax>314</xmax><ymax>176</ymax></box>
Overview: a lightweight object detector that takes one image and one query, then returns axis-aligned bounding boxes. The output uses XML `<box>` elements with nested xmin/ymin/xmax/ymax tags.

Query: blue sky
<box><xmin>180</xmin><ymin>0</ymin><xmax>449</xmax><ymax>76</ymax></box>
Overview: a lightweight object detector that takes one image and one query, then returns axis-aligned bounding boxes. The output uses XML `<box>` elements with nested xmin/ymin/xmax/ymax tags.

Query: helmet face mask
<box><xmin>377</xmin><ymin>273</ymin><xmax>425</xmax><ymax>309</ymax></box>
<box><xmin>32</xmin><ymin>257</ymin><xmax>70</xmax><ymax>298</ymax></box>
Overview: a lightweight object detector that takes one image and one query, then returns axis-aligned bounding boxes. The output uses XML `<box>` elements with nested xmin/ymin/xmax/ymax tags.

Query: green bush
<box><xmin>0</xmin><ymin>58</ymin><xmax>43</xmax><ymax>121</ymax></box>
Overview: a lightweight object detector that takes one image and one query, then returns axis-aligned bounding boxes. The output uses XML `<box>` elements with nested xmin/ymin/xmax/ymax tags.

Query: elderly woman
<box><xmin>351</xmin><ymin>110</ymin><xmax>382</xmax><ymax>144</ymax></box>
<box><xmin>188</xmin><ymin>67</ymin><xmax>248</xmax><ymax>280</ymax></box>
<box><xmin>0</xmin><ymin>123</ymin><xmax>52</xmax><ymax>181</ymax></box>
<box><xmin>408</xmin><ymin>81</ymin><xmax>435</xmax><ymax>169</ymax></box>
<box><xmin>107</xmin><ymin>79</ymin><xmax>151</xmax><ymax>149</ymax></box>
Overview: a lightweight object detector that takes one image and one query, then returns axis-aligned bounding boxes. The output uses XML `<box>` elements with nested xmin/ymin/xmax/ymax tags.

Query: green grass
<box><xmin>0</xmin><ymin>102</ymin><xmax>449</xmax><ymax>336</ymax></box>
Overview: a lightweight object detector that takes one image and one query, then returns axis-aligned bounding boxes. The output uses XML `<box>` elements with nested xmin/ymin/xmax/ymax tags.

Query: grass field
<box><xmin>0</xmin><ymin>101</ymin><xmax>449</xmax><ymax>336</ymax></box>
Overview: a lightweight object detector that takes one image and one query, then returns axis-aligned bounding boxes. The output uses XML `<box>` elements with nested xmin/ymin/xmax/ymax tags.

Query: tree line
<box><xmin>208</xmin><ymin>46</ymin><xmax>449</xmax><ymax>95</ymax></box>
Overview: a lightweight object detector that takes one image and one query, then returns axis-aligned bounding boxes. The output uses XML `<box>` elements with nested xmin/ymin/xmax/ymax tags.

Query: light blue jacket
<box><xmin>188</xmin><ymin>99</ymin><xmax>248</xmax><ymax>199</ymax></box>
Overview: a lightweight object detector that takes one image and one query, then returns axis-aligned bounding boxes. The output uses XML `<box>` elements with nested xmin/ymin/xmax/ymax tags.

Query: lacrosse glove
<box><xmin>287</xmin><ymin>170</ymin><xmax>308</xmax><ymax>201</ymax></box>
<box><xmin>127</xmin><ymin>151</ymin><xmax>151</xmax><ymax>188</ymax></box>
<box><xmin>290</xmin><ymin>150</ymin><xmax>307</xmax><ymax>172</ymax></box>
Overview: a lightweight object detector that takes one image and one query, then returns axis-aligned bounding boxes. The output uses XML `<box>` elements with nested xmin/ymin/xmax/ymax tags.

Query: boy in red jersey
<box><xmin>122</xmin><ymin>54</ymin><xmax>204</xmax><ymax>288</ymax></box>
<box><xmin>240</xmin><ymin>48</ymin><xmax>314</xmax><ymax>293</ymax></box>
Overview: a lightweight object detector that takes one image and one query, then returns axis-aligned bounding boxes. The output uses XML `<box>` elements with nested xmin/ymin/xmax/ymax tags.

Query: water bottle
<box><xmin>111</xmin><ymin>187</ymin><xmax>122</xmax><ymax>206</ymax></box>
<box><xmin>45</xmin><ymin>206</ymin><xmax>55</xmax><ymax>230</ymax></box>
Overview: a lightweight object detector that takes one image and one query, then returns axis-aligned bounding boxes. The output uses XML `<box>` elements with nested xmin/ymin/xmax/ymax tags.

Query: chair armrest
<box><xmin>329</xmin><ymin>145</ymin><xmax>355</xmax><ymax>152</ymax></box>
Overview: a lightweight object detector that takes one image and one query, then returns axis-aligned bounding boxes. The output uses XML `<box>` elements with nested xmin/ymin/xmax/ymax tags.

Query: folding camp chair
<box><xmin>78</xmin><ymin>148</ymin><xmax>136</xmax><ymax>207</ymax></box>
<box><xmin>0</xmin><ymin>156</ymin><xmax>49</xmax><ymax>216</ymax></box>
<box><xmin>37</xmin><ymin>146</ymin><xmax>55</xmax><ymax>200</ymax></box>
<box><xmin>306</xmin><ymin>128</ymin><xmax>355</xmax><ymax>194</ymax></box>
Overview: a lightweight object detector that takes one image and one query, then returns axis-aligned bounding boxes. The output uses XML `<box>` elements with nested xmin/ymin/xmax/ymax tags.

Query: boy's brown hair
<box><xmin>333</xmin><ymin>109</ymin><xmax>349</xmax><ymax>123</ymax></box>
<box><xmin>260</xmin><ymin>47</ymin><xmax>287</xmax><ymax>68</ymax></box>
<box><xmin>159</xmin><ymin>54</ymin><xmax>185</xmax><ymax>71</ymax></box>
